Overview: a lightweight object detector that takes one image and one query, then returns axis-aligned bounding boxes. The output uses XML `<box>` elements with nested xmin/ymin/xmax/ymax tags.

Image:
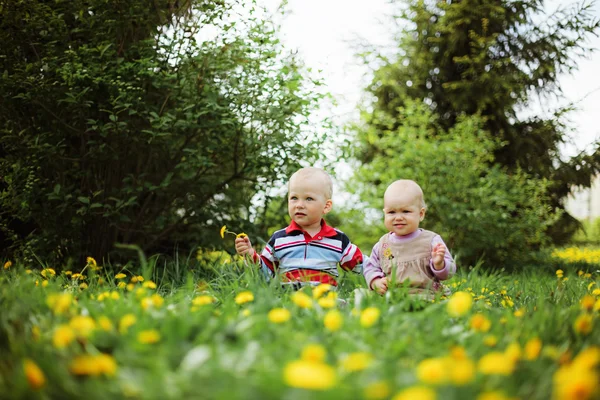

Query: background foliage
<box><xmin>0</xmin><ymin>0</ymin><xmax>328</xmax><ymax>263</ymax></box>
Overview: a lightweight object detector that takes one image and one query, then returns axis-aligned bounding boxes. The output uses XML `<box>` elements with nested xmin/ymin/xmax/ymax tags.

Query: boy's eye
<box><xmin>306</xmin><ymin>197</ymin><xmax>314</xmax><ymax>201</ymax></box>
<box><xmin>290</xmin><ymin>196</ymin><xmax>298</xmax><ymax>200</ymax></box>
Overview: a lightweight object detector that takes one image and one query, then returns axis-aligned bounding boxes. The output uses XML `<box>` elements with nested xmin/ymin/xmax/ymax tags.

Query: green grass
<box><xmin>0</xmin><ymin>257</ymin><xmax>598</xmax><ymax>400</ymax></box>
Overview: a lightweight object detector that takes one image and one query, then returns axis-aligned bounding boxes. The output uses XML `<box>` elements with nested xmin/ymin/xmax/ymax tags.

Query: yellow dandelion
<box><xmin>392</xmin><ymin>386</ymin><xmax>437</xmax><ymax>400</ymax></box>
<box><xmin>98</xmin><ymin>316</ymin><xmax>114</xmax><ymax>331</ymax></box>
<box><xmin>574</xmin><ymin>314</ymin><xmax>593</xmax><ymax>335</ymax></box>
<box><xmin>340</xmin><ymin>352</ymin><xmax>373</xmax><ymax>372</ymax></box>
<box><xmin>268</xmin><ymin>308</ymin><xmax>291</xmax><ymax>324</ymax></box>
<box><xmin>553</xmin><ymin>362</ymin><xmax>599</xmax><ymax>400</ymax></box>
<box><xmin>572</xmin><ymin>347</ymin><xmax>600</xmax><ymax>370</ymax></box>
<box><xmin>143</xmin><ymin>281</ymin><xmax>157</xmax><ymax>289</ymax></box>
<box><xmin>192</xmin><ymin>295</ymin><xmax>216</xmax><ymax>306</ymax></box>
<box><xmin>416</xmin><ymin>358</ymin><xmax>448</xmax><ymax>385</ymax></box>
<box><xmin>446</xmin><ymin>291</ymin><xmax>473</xmax><ymax>317</ymax></box>
<box><xmin>70</xmin><ymin>354</ymin><xmax>117</xmax><ymax>377</ymax></box>
<box><xmin>478</xmin><ymin>352</ymin><xmax>515</xmax><ymax>375</ymax></box>
<box><xmin>236</xmin><ymin>233</ymin><xmax>247</xmax><ymax>238</ymax></box>
<box><xmin>291</xmin><ymin>291</ymin><xmax>313</xmax><ymax>308</ymax></box>
<box><xmin>3</xmin><ymin>261</ymin><xmax>12</xmax><ymax>270</ymax></box>
<box><xmin>53</xmin><ymin>325</ymin><xmax>75</xmax><ymax>349</ymax></box>
<box><xmin>220</xmin><ymin>225</ymin><xmax>227</xmax><ymax>239</ymax></box>
<box><xmin>79</xmin><ymin>282</ymin><xmax>88</xmax><ymax>289</ymax></box>
<box><xmin>241</xmin><ymin>309</ymin><xmax>251</xmax><ymax>317</ymax></box>
<box><xmin>23</xmin><ymin>359</ymin><xmax>45</xmax><ymax>390</ymax></box>
<box><xmin>360</xmin><ymin>307</ymin><xmax>381</xmax><ymax>328</ymax></box>
<box><xmin>69</xmin><ymin>315</ymin><xmax>96</xmax><ymax>338</ymax></box>
<box><xmin>483</xmin><ymin>335</ymin><xmax>498</xmax><ymax>347</ymax></box>
<box><xmin>581</xmin><ymin>295</ymin><xmax>596</xmax><ymax>311</ymax></box>
<box><xmin>119</xmin><ymin>314</ymin><xmax>136</xmax><ymax>333</ymax></box>
<box><xmin>556</xmin><ymin>269</ymin><xmax>564</xmax><ymax>278</ymax></box>
<box><xmin>313</xmin><ymin>283</ymin><xmax>333</xmax><ymax>299</ymax></box>
<box><xmin>324</xmin><ymin>309</ymin><xmax>343</xmax><ymax>332</ymax></box>
<box><xmin>115</xmin><ymin>273</ymin><xmax>126</xmax><ymax>279</ymax></box>
<box><xmin>283</xmin><ymin>360</ymin><xmax>337</xmax><ymax>390</ymax></box>
<box><xmin>513</xmin><ymin>308</ymin><xmax>525</xmax><ymax>318</ymax></box>
<box><xmin>41</xmin><ymin>280</ymin><xmax>49</xmax><ymax>288</ymax></box>
<box><xmin>318</xmin><ymin>291</ymin><xmax>338</xmax><ymax>309</ymax></box>
<box><xmin>301</xmin><ymin>344</ymin><xmax>327</xmax><ymax>363</ymax></box>
<box><xmin>449</xmin><ymin>358</ymin><xmax>475</xmax><ymax>385</ymax></box>
<box><xmin>364</xmin><ymin>381</ymin><xmax>391</xmax><ymax>400</ymax></box>
<box><xmin>505</xmin><ymin>342</ymin><xmax>522</xmax><ymax>362</ymax></box>
<box><xmin>41</xmin><ymin>268</ymin><xmax>56</xmax><ymax>278</ymax></box>
<box><xmin>235</xmin><ymin>291</ymin><xmax>254</xmax><ymax>305</ymax></box>
<box><xmin>46</xmin><ymin>293</ymin><xmax>72</xmax><ymax>315</ymax></box>
<box><xmin>469</xmin><ymin>314</ymin><xmax>492</xmax><ymax>332</ymax></box>
<box><xmin>524</xmin><ymin>338</ymin><xmax>542</xmax><ymax>360</ymax></box>
<box><xmin>476</xmin><ymin>391</ymin><xmax>514</xmax><ymax>400</ymax></box>
<box><xmin>138</xmin><ymin>329</ymin><xmax>161</xmax><ymax>344</ymax></box>
<box><xmin>86</xmin><ymin>257</ymin><xmax>97</xmax><ymax>267</ymax></box>
<box><xmin>117</xmin><ymin>282</ymin><xmax>126</xmax><ymax>289</ymax></box>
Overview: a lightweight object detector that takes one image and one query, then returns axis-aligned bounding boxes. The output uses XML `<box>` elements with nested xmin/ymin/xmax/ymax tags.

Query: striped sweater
<box><xmin>251</xmin><ymin>220</ymin><xmax>363</xmax><ymax>287</ymax></box>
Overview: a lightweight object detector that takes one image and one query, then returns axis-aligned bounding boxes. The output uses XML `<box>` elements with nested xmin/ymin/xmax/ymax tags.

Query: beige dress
<box><xmin>377</xmin><ymin>230</ymin><xmax>450</xmax><ymax>300</ymax></box>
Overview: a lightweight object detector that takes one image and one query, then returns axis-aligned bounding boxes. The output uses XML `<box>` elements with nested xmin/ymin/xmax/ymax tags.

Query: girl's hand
<box><xmin>235</xmin><ymin>236</ymin><xmax>255</xmax><ymax>257</ymax></box>
<box><xmin>371</xmin><ymin>277</ymin><xmax>388</xmax><ymax>295</ymax></box>
<box><xmin>432</xmin><ymin>243</ymin><xmax>446</xmax><ymax>270</ymax></box>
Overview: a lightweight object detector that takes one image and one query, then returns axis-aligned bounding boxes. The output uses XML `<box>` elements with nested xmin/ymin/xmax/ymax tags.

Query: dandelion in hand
<box><xmin>220</xmin><ymin>225</ymin><xmax>247</xmax><ymax>239</ymax></box>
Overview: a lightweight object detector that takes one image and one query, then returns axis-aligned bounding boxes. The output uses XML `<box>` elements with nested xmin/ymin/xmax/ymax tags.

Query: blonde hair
<box><xmin>289</xmin><ymin>167</ymin><xmax>333</xmax><ymax>199</ymax></box>
<box><xmin>384</xmin><ymin>179</ymin><xmax>427</xmax><ymax>209</ymax></box>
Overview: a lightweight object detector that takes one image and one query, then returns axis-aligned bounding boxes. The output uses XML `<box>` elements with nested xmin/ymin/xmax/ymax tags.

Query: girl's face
<box><xmin>383</xmin><ymin>193</ymin><xmax>425</xmax><ymax>236</ymax></box>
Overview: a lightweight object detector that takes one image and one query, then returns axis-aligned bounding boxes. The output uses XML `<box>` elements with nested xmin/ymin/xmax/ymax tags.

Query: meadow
<box><xmin>1</xmin><ymin>247</ymin><xmax>599</xmax><ymax>400</ymax></box>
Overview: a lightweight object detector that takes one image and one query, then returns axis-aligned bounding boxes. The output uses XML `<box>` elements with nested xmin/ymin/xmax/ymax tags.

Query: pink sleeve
<box><xmin>429</xmin><ymin>235</ymin><xmax>456</xmax><ymax>280</ymax></box>
<box><xmin>363</xmin><ymin>242</ymin><xmax>386</xmax><ymax>290</ymax></box>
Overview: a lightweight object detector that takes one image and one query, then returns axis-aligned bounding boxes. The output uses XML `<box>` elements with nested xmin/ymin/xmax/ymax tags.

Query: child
<box><xmin>235</xmin><ymin>167</ymin><xmax>363</xmax><ymax>289</ymax></box>
<box><xmin>363</xmin><ymin>179</ymin><xmax>455</xmax><ymax>299</ymax></box>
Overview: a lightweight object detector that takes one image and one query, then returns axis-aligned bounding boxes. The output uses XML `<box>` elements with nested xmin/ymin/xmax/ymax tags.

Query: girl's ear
<box><xmin>323</xmin><ymin>199</ymin><xmax>333</xmax><ymax>214</ymax></box>
<box><xmin>419</xmin><ymin>207</ymin><xmax>426</xmax><ymax>221</ymax></box>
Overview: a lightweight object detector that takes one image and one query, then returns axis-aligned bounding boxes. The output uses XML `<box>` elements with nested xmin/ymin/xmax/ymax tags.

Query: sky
<box><xmin>260</xmin><ymin>0</ymin><xmax>600</xmax><ymax>159</ymax></box>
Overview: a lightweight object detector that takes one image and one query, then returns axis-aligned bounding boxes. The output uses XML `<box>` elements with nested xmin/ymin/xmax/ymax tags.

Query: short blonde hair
<box><xmin>384</xmin><ymin>179</ymin><xmax>426</xmax><ymax>209</ymax></box>
<box><xmin>289</xmin><ymin>167</ymin><xmax>333</xmax><ymax>199</ymax></box>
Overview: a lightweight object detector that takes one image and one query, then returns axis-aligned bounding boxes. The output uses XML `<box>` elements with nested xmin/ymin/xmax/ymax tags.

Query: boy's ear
<box><xmin>419</xmin><ymin>207</ymin><xmax>426</xmax><ymax>221</ymax></box>
<box><xmin>323</xmin><ymin>199</ymin><xmax>333</xmax><ymax>214</ymax></box>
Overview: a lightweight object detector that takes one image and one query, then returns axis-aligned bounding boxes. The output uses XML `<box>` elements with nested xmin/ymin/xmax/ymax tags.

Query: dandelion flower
<box><xmin>192</xmin><ymin>295</ymin><xmax>216</xmax><ymax>306</ymax></box>
<box><xmin>143</xmin><ymin>281</ymin><xmax>157</xmax><ymax>289</ymax></box>
<box><xmin>556</xmin><ymin>269</ymin><xmax>564</xmax><ymax>278</ymax></box>
<box><xmin>98</xmin><ymin>316</ymin><xmax>114</xmax><ymax>331</ymax></box>
<box><xmin>416</xmin><ymin>358</ymin><xmax>448</xmax><ymax>385</ymax></box>
<box><xmin>268</xmin><ymin>308</ymin><xmax>291</xmax><ymax>324</ymax></box>
<box><xmin>581</xmin><ymin>295</ymin><xmax>595</xmax><ymax>311</ymax></box>
<box><xmin>3</xmin><ymin>261</ymin><xmax>11</xmax><ymax>270</ymax></box>
<box><xmin>313</xmin><ymin>284</ymin><xmax>332</xmax><ymax>299</ymax></box>
<box><xmin>574</xmin><ymin>314</ymin><xmax>593</xmax><ymax>335</ymax></box>
<box><xmin>220</xmin><ymin>225</ymin><xmax>227</xmax><ymax>239</ymax></box>
<box><xmin>364</xmin><ymin>381</ymin><xmax>391</xmax><ymax>400</ymax></box>
<box><xmin>23</xmin><ymin>359</ymin><xmax>45</xmax><ymax>390</ymax></box>
<box><xmin>70</xmin><ymin>354</ymin><xmax>117</xmax><ymax>377</ymax></box>
<box><xmin>446</xmin><ymin>291</ymin><xmax>473</xmax><ymax>317</ymax></box>
<box><xmin>86</xmin><ymin>257</ymin><xmax>97</xmax><ymax>267</ymax></box>
<box><xmin>478</xmin><ymin>352</ymin><xmax>515</xmax><ymax>375</ymax></box>
<box><xmin>553</xmin><ymin>363</ymin><xmax>598</xmax><ymax>400</ymax></box>
<box><xmin>324</xmin><ymin>310</ymin><xmax>343</xmax><ymax>332</ymax></box>
<box><xmin>69</xmin><ymin>315</ymin><xmax>96</xmax><ymax>338</ymax></box>
<box><xmin>115</xmin><ymin>273</ymin><xmax>126</xmax><ymax>279</ymax></box>
<box><xmin>138</xmin><ymin>330</ymin><xmax>161</xmax><ymax>344</ymax></box>
<box><xmin>524</xmin><ymin>338</ymin><xmax>542</xmax><ymax>360</ymax></box>
<box><xmin>53</xmin><ymin>325</ymin><xmax>75</xmax><ymax>348</ymax></box>
<box><xmin>46</xmin><ymin>293</ymin><xmax>72</xmax><ymax>315</ymax></box>
<box><xmin>449</xmin><ymin>358</ymin><xmax>475</xmax><ymax>385</ymax></box>
<box><xmin>469</xmin><ymin>314</ymin><xmax>491</xmax><ymax>332</ymax></box>
<box><xmin>340</xmin><ymin>352</ymin><xmax>373</xmax><ymax>372</ymax></box>
<box><xmin>505</xmin><ymin>342</ymin><xmax>522</xmax><ymax>362</ymax></box>
<box><xmin>392</xmin><ymin>386</ymin><xmax>436</xmax><ymax>400</ymax></box>
<box><xmin>317</xmin><ymin>292</ymin><xmax>337</xmax><ymax>309</ymax></box>
<box><xmin>283</xmin><ymin>360</ymin><xmax>337</xmax><ymax>390</ymax></box>
<box><xmin>119</xmin><ymin>314</ymin><xmax>136</xmax><ymax>333</ymax></box>
<box><xmin>291</xmin><ymin>291</ymin><xmax>313</xmax><ymax>308</ymax></box>
<box><xmin>476</xmin><ymin>391</ymin><xmax>514</xmax><ymax>400</ymax></box>
<box><xmin>360</xmin><ymin>307</ymin><xmax>381</xmax><ymax>328</ymax></box>
<box><xmin>301</xmin><ymin>344</ymin><xmax>327</xmax><ymax>363</ymax></box>
<box><xmin>235</xmin><ymin>291</ymin><xmax>254</xmax><ymax>305</ymax></box>
<box><xmin>41</xmin><ymin>268</ymin><xmax>56</xmax><ymax>278</ymax></box>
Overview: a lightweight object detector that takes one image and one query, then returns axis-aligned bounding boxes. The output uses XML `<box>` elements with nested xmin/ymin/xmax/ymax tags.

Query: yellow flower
<box><xmin>41</xmin><ymin>280</ymin><xmax>49</xmax><ymax>288</ymax></box>
<box><xmin>392</xmin><ymin>386</ymin><xmax>436</xmax><ymax>400</ymax></box>
<box><xmin>115</xmin><ymin>273</ymin><xmax>126</xmax><ymax>279</ymax></box>
<box><xmin>69</xmin><ymin>354</ymin><xmax>117</xmax><ymax>377</ymax></box>
<box><xmin>553</xmin><ymin>362</ymin><xmax>599</xmax><ymax>400</ymax></box>
<box><xmin>581</xmin><ymin>295</ymin><xmax>596</xmax><ymax>311</ymax></box>
<box><xmin>86</xmin><ymin>257</ymin><xmax>97</xmax><ymax>267</ymax></box>
<box><xmin>138</xmin><ymin>329</ymin><xmax>161</xmax><ymax>344</ymax></box>
<box><xmin>98</xmin><ymin>316</ymin><xmax>114</xmax><ymax>331</ymax></box>
<box><xmin>364</xmin><ymin>381</ymin><xmax>391</xmax><ymax>400</ymax></box>
<box><xmin>476</xmin><ymin>391</ymin><xmax>514</xmax><ymax>400</ymax></box>
<box><xmin>220</xmin><ymin>225</ymin><xmax>227</xmax><ymax>239</ymax></box>
<box><xmin>117</xmin><ymin>282</ymin><xmax>126</xmax><ymax>289</ymax></box>
<box><xmin>235</xmin><ymin>291</ymin><xmax>254</xmax><ymax>305</ymax></box>
<box><xmin>312</xmin><ymin>284</ymin><xmax>332</xmax><ymax>299</ymax></box>
<box><xmin>574</xmin><ymin>313</ymin><xmax>593</xmax><ymax>335</ymax></box>
<box><xmin>446</xmin><ymin>291</ymin><xmax>473</xmax><ymax>317</ymax></box>
<box><xmin>324</xmin><ymin>310</ymin><xmax>343</xmax><ymax>332</ymax></box>
<box><xmin>572</xmin><ymin>347</ymin><xmax>600</xmax><ymax>369</ymax></box>
<box><xmin>317</xmin><ymin>291</ymin><xmax>337</xmax><ymax>308</ymax></box>
<box><xmin>556</xmin><ymin>269</ymin><xmax>564</xmax><ymax>278</ymax></box>
<box><xmin>283</xmin><ymin>360</ymin><xmax>337</xmax><ymax>390</ymax></box>
<box><xmin>241</xmin><ymin>309</ymin><xmax>251</xmax><ymax>317</ymax></box>
<box><xmin>236</xmin><ymin>233</ymin><xmax>247</xmax><ymax>238</ymax></box>
<box><xmin>3</xmin><ymin>261</ymin><xmax>11</xmax><ymax>270</ymax></box>
<box><xmin>416</xmin><ymin>358</ymin><xmax>448</xmax><ymax>385</ymax></box>
<box><xmin>46</xmin><ymin>293</ymin><xmax>72</xmax><ymax>315</ymax></box>
<box><xmin>340</xmin><ymin>352</ymin><xmax>373</xmax><ymax>372</ymax></box>
<box><xmin>449</xmin><ymin>358</ymin><xmax>475</xmax><ymax>385</ymax></box>
<box><xmin>513</xmin><ymin>308</ymin><xmax>525</xmax><ymax>318</ymax></box>
<box><xmin>69</xmin><ymin>315</ymin><xmax>96</xmax><ymax>338</ymax></box>
<box><xmin>360</xmin><ymin>307</ymin><xmax>381</xmax><ymax>328</ymax></box>
<box><xmin>23</xmin><ymin>359</ymin><xmax>45</xmax><ymax>390</ymax></box>
<box><xmin>291</xmin><ymin>291</ymin><xmax>313</xmax><ymax>308</ymax></box>
<box><xmin>53</xmin><ymin>325</ymin><xmax>75</xmax><ymax>348</ymax></box>
<box><xmin>79</xmin><ymin>282</ymin><xmax>88</xmax><ymax>289</ymax></box>
<box><xmin>143</xmin><ymin>281</ymin><xmax>157</xmax><ymax>289</ymax></box>
<box><xmin>268</xmin><ymin>308</ymin><xmax>291</xmax><ymax>323</ymax></box>
<box><xmin>505</xmin><ymin>342</ymin><xmax>522</xmax><ymax>362</ymax></box>
<box><xmin>131</xmin><ymin>275</ymin><xmax>144</xmax><ymax>283</ymax></box>
<box><xmin>301</xmin><ymin>344</ymin><xmax>327</xmax><ymax>363</ymax></box>
<box><xmin>483</xmin><ymin>335</ymin><xmax>498</xmax><ymax>347</ymax></box>
<box><xmin>41</xmin><ymin>268</ymin><xmax>56</xmax><ymax>278</ymax></box>
<box><xmin>192</xmin><ymin>295</ymin><xmax>216</xmax><ymax>306</ymax></box>
<box><xmin>119</xmin><ymin>314</ymin><xmax>137</xmax><ymax>333</ymax></box>
<box><xmin>141</xmin><ymin>294</ymin><xmax>164</xmax><ymax>310</ymax></box>
<box><xmin>478</xmin><ymin>352</ymin><xmax>515</xmax><ymax>375</ymax></box>
<box><xmin>219</xmin><ymin>225</ymin><xmax>245</xmax><ymax>239</ymax></box>
<box><xmin>524</xmin><ymin>338</ymin><xmax>542</xmax><ymax>360</ymax></box>
<box><xmin>469</xmin><ymin>314</ymin><xmax>491</xmax><ymax>332</ymax></box>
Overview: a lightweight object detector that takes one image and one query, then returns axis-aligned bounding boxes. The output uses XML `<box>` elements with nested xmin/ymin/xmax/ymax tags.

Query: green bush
<box><xmin>0</xmin><ymin>1</ymin><xmax>326</xmax><ymax>263</ymax></box>
<box><xmin>342</xmin><ymin>101</ymin><xmax>559</xmax><ymax>268</ymax></box>
<box><xmin>571</xmin><ymin>217</ymin><xmax>600</xmax><ymax>245</ymax></box>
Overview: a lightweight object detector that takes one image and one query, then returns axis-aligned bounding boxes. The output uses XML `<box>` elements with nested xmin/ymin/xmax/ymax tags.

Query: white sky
<box><xmin>260</xmin><ymin>0</ymin><xmax>600</xmax><ymax>159</ymax></box>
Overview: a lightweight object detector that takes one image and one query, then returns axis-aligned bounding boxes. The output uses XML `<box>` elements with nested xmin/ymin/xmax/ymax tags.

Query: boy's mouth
<box><xmin>295</xmin><ymin>213</ymin><xmax>306</xmax><ymax>217</ymax></box>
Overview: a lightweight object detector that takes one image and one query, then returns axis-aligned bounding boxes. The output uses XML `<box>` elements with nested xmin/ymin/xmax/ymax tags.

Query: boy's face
<box><xmin>383</xmin><ymin>189</ymin><xmax>425</xmax><ymax>236</ymax></box>
<box><xmin>287</xmin><ymin>174</ymin><xmax>332</xmax><ymax>233</ymax></box>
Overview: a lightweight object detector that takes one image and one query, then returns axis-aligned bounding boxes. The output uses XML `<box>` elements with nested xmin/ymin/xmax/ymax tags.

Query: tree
<box><xmin>0</xmin><ymin>0</ymin><xmax>326</xmax><ymax>263</ymax></box>
<box><xmin>358</xmin><ymin>0</ymin><xmax>600</xmax><ymax>243</ymax></box>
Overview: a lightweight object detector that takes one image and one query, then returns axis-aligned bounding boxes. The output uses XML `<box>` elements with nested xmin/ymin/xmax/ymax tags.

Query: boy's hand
<box><xmin>371</xmin><ymin>277</ymin><xmax>388</xmax><ymax>295</ymax></box>
<box><xmin>235</xmin><ymin>236</ymin><xmax>255</xmax><ymax>257</ymax></box>
<box><xmin>432</xmin><ymin>243</ymin><xmax>446</xmax><ymax>270</ymax></box>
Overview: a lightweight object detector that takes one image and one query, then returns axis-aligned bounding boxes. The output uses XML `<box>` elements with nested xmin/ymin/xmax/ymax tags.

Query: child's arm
<box><xmin>339</xmin><ymin>235</ymin><xmax>364</xmax><ymax>274</ymax></box>
<box><xmin>235</xmin><ymin>236</ymin><xmax>277</xmax><ymax>281</ymax></box>
<box><xmin>363</xmin><ymin>242</ymin><xmax>387</xmax><ymax>292</ymax></box>
<box><xmin>429</xmin><ymin>236</ymin><xmax>456</xmax><ymax>280</ymax></box>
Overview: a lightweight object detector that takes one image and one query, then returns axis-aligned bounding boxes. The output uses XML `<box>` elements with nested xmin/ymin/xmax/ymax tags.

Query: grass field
<box><xmin>0</xmin><ymin>247</ymin><xmax>599</xmax><ymax>400</ymax></box>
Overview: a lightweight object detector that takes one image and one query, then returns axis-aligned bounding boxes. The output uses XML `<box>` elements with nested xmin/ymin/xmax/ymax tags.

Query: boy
<box><xmin>235</xmin><ymin>167</ymin><xmax>363</xmax><ymax>289</ymax></box>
